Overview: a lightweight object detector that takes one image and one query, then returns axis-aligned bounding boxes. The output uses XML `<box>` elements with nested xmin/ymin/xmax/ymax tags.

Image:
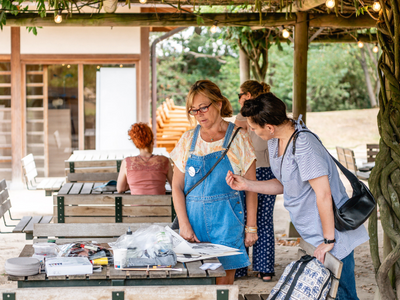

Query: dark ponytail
<box><xmin>241</xmin><ymin>93</ymin><xmax>293</xmax><ymax>128</ymax></box>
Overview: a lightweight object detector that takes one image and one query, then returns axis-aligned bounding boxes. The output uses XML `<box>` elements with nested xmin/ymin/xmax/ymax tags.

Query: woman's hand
<box><xmin>245</xmin><ymin>232</ymin><xmax>258</xmax><ymax>247</ymax></box>
<box><xmin>313</xmin><ymin>242</ymin><xmax>334</xmax><ymax>264</ymax></box>
<box><xmin>179</xmin><ymin>223</ymin><xmax>200</xmax><ymax>243</ymax></box>
<box><xmin>226</xmin><ymin>170</ymin><xmax>248</xmax><ymax>191</ymax></box>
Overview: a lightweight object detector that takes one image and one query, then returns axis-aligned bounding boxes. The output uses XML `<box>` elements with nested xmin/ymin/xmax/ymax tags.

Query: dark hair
<box><xmin>241</xmin><ymin>93</ymin><xmax>293</xmax><ymax>128</ymax></box>
<box><xmin>240</xmin><ymin>80</ymin><xmax>270</xmax><ymax>98</ymax></box>
<box><xmin>128</xmin><ymin>123</ymin><xmax>153</xmax><ymax>149</ymax></box>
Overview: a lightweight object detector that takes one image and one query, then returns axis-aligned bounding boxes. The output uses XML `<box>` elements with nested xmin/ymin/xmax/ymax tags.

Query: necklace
<box><xmin>139</xmin><ymin>154</ymin><xmax>153</xmax><ymax>162</ymax></box>
<box><xmin>202</xmin><ymin>119</ymin><xmax>226</xmax><ymax>142</ymax></box>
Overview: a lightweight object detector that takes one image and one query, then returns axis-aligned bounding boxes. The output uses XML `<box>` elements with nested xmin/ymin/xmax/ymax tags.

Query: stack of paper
<box><xmin>165</xmin><ymin>226</ymin><xmax>241</xmax><ymax>263</ymax></box>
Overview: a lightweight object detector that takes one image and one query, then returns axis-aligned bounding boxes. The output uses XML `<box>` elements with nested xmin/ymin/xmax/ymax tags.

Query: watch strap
<box><xmin>324</xmin><ymin>238</ymin><xmax>336</xmax><ymax>244</ymax></box>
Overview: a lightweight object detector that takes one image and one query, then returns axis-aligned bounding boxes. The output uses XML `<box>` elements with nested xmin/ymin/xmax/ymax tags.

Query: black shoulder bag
<box><xmin>171</xmin><ymin>126</ymin><xmax>242</xmax><ymax>230</ymax></box>
<box><xmin>281</xmin><ymin>129</ymin><xmax>376</xmax><ymax>232</ymax></box>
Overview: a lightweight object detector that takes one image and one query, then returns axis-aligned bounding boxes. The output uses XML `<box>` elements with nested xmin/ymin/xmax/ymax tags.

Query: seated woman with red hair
<box><xmin>117</xmin><ymin>123</ymin><xmax>173</xmax><ymax>195</ymax></box>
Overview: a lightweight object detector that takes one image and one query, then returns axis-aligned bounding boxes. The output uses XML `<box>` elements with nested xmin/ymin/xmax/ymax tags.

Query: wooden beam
<box><xmin>239</xmin><ymin>48</ymin><xmax>250</xmax><ymax>84</ymax></box>
<box><xmin>11</xmin><ymin>27</ymin><xmax>24</xmax><ymax>186</ymax></box>
<box><xmin>43</xmin><ymin>66</ymin><xmax>49</xmax><ymax>176</ymax></box>
<box><xmin>293</xmin><ymin>12</ymin><xmax>308</xmax><ymax>123</ymax></box>
<box><xmin>4</xmin><ymin>13</ymin><xmax>376</xmax><ymax>28</ymax></box>
<box><xmin>139</xmin><ymin>27</ymin><xmax>150</xmax><ymax>124</ymax></box>
<box><xmin>20</xmin><ymin>54</ymin><xmax>140</xmax><ymax>64</ymax></box>
<box><xmin>78</xmin><ymin>64</ymin><xmax>84</xmax><ymax>150</ymax></box>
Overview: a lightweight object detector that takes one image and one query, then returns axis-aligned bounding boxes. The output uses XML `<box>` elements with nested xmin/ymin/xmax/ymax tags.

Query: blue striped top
<box><xmin>268</xmin><ymin>124</ymin><xmax>369</xmax><ymax>260</ymax></box>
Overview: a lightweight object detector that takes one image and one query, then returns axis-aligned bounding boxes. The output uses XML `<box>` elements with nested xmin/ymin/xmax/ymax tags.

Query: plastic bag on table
<box><xmin>109</xmin><ymin>225</ymin><xmax>173</xmax><ymax>259</ymax></box>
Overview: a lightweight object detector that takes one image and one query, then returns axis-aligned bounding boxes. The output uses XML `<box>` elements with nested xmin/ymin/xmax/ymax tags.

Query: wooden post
<box><xmin>43</xmin><ymin>66</ymin><xmax>49</xmax><ymax>176</ymax></box>
<box><xmin>293</xmin><ymin>12</ymin><xmax>308</xmax><ymax>123</ymax></box>
<box><xmin>78</xmin><ymin>64</ymin><xmax>84</xmax><ymax>150</ymax></box>
<box><xmin>10</xmin><ymin>27</ymin><xmax>24</xmax><ymax>187</ymax></box>
<box><xmin>239</xmin><ymin>48</ymin><xmax>250</xmax><ymax>84</ymax></box>
<box><xmin>139</xmin><ymin>27</ymin><xmax>150</xmax><ymax>124</ymax></box>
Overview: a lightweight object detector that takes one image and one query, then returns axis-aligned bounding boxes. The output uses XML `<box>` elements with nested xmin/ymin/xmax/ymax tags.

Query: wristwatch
<box><xmin>324</xmin><ymin>238</ymin><xmax>336</xmax><ymax>244</ymax></box>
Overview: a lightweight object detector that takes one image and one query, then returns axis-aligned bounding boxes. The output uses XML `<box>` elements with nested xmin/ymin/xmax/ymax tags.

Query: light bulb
<box><xmin>373</xmin><ymin>45</ymin><xmax>379</xmax><ymax>53</ymax></box>
<box><xmin>54</xmin><ymin>13</ymin><xmax>62</xmax><ymax>24</ymax></box>
<box><xmin>97</xmin><ymin>66</ymin><xmax>100</xmax><ymax>69</ymax></box>
<box><xmin>119</xmin><ymin>64</ymin><xmax>123</xmax><ymax>68</ymax></box>
<box><xmin>139</xmin><ymin>0</ymin><xmax>147</xmax><ymax>3</ymax></box>
<box><xmin>282</xmin><ymin>29</ymin><xmax>290</xmax><ymax>39</ymax></box>
<box><xmin>210</xmin><ymin>25</ymin><xmax>217</xmax><ymax>34</ymax></box>
<box><xmin>325</xmin><ymin>0</ymin><xmax>335</xmax><ymax>8</ymax></box>
<box><xmin>67</xmin><ymin>64</ymin><xmax>71</xmax><ymax>68</ymax></box>
<box><xmin>357</xmin><ymin>41</ymin><xmax>364</xmax><ymax>48</ymax></box>
<box><xmin>372</xmin><ymin>1</ymin><xmax>381</xmax><ymax>11</ymax></box>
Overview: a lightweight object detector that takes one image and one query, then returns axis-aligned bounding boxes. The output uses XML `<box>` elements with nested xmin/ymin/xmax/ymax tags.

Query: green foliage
<box><xmin>268</xmin><ymin>43</ymin><xmax>374</xmax><ymax>112</ymax></box>
<box><xmin>154</xmin><ymin>27</ymin><xmax>241</xmax><ymax>113</ymax></box>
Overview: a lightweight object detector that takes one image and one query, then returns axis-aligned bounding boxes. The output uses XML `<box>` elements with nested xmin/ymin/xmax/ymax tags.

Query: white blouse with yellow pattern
<box><xmin>170</xmin><ymin>125</ymin><xmax>256</xmax><ymax>176</ymax></box>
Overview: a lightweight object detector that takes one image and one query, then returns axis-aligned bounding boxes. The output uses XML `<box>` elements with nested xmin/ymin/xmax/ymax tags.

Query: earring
<box><xmin>270</xmin><ymin>131</ymin><xmax>274</xmax><ymax>135</ymax></box>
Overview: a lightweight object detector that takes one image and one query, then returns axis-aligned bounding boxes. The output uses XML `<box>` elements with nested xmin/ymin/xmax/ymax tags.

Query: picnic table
<box><xmin>65</xmin><ymin>148</ymin><xmax>170</xmax><ymax>182</ymax></box>
<box><xmin>9</xmin><ymin>244</ymin><xmax>226</xmax><ymax>289</ymax></box>
<box><xmin>54</xmin><ymin>182</ymin><xmax>174</xmax><ymax>224</ymax></box>
<box><xmin>6</xmin><ymin>222</ymin><xmax>237</xmax><ymax>300</ymax></box>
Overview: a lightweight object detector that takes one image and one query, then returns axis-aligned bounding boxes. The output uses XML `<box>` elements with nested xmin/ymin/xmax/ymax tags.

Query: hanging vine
<box><xmin>368</xmin><ymin>0</ymin><xmax>400</xmax><ymax>299</ymax></box>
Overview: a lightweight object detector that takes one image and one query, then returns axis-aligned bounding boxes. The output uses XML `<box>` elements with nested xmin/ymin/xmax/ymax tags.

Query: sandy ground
<box><xmin>0</xmin><ymin>108</ymin><xmax>381</xmax><ymax>297</ymax></box>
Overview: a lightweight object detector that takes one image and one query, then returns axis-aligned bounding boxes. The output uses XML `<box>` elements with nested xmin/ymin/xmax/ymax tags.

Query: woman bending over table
<box><xmin>170</xmin><ymin>80</ymin><xmax>258</xmax><ymax>285</ymax></box>
<box><xmin>225</xmin><ymin>93</ymin><xmax>369</xmax><ymax>299</ymax></box>
<box><xmin>117</xmin><ymin>123</ymin><xmax>173</xmax><ymax>195</ymax></box>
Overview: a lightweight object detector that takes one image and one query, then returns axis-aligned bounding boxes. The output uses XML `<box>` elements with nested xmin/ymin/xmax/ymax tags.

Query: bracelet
<box><xmin>245</xmin><ymin>226</ymin><xmax>257</xmax><ymax>234</ymax></box>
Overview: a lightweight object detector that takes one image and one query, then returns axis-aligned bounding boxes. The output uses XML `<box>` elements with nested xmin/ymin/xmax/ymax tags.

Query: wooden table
<box><xmin>9</xmin><ymin>245</ymin><xmax>226</xmax><ymax>289</ymax></box>
<box><xmin>54</xmin><ymin>182</ymin><xmax>174</xmax><ymax>224</ymax></box>
<box><xmin>65</xmin><ymin>148</ymin><xmax>170</xmax><ymax>182</ymax></box>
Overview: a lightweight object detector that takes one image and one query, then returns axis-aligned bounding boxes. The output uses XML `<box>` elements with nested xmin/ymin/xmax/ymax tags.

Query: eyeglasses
<box><xmin>188</xmin><ymin>103</ymin><xmax>213</xmax><ymax>116</ymax></box>
<box><xmin>238</xmin><ymin>93</ymin><xmax>245</xmax><ymax>100</ymax></box>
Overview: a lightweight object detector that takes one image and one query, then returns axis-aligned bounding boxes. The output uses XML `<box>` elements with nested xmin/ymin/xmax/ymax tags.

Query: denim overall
<box><xmin>184</xmin><ymin>122</ymin><xmax>250</xmax><ymax>270</ymax></box>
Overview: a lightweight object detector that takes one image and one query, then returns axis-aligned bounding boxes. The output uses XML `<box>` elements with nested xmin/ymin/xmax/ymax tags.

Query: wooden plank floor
<box><xmin>239</xmin><ymin>294</ymin><xmax>269</xmax><ymax>300</ymax></box>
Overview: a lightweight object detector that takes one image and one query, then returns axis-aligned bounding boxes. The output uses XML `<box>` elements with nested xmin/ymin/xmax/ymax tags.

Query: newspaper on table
<box><xmin>165</xmin><ymin>226</ymin><xmax>241</xmax><ymax>263</ymax></box>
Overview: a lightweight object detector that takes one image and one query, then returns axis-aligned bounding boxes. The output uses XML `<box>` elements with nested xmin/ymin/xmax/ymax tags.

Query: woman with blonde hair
<box><xmin>235</xmin><ymin>80</ymin><xmax>276</xmax><ymax>282</ymax></box>
<box><xmin>117</xmin><ymin>123</ymin><xmax>173</xmax><ymax>195</ymax></box>
<box><xmin>170</xmin><ymin>80</ymin><xmax>258</xmax><ymax>284</ymax></box>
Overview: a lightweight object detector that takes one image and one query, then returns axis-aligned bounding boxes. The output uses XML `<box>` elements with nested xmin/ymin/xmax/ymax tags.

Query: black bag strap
<box><xmin>279</xmin><ymin>129</ymin><xmax>298</xmax><ymax>177</ymax></box>
<box><xmin>269</xmin><ymin>255</ymin><xmax>314</xmax><ymax>300</ymax></box>
<box><xmin>184</xmin><ymin>127</ymin><xmax>242</xmax><ymax>197</ymax></box>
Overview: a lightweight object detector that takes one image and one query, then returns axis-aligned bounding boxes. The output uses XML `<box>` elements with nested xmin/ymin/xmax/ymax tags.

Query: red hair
<box><xmin>128</xmin><ymin>123</ymin><xmax>154</xmax><ymax>149</ymax></box>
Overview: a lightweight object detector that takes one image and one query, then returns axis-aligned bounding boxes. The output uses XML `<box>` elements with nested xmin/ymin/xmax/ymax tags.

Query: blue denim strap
<box><xmin>222</xmin><ymin>122</ymin><xmax>235</xmax><ymax>149</ymax></box>
<box><xmin>189</xmin><ymin>125</ymin><xmax>201</xmax><ymax>154</ymax></box>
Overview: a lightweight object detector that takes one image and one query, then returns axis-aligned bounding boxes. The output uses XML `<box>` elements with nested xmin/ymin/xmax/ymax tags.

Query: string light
<box><xmin>325</xmin><ymin>0</ymin><xmax>335</xmax><ymax>8</ymax></box>
<box><xmin>210</xmin><ymin>21</ymin><xmax>218</xmax><ymax>34</ymax></box>
<box><xmin>67</xmin><ymin>64</ymin><xmax>71</xmax><ymax>68</ymax></box>
<box><xmin>373</xmin><ymin>44</ymin><xmax>379</xmax><ymax>53</ymax></box>
<box><xmin>54</xmin><ymin>11</ymin><xmax>62</xmax><ymax>24</ymax></box>
<box><xmin>139</xmin><ymin>0</ymin><xmax>147</xmax><ymax>3</ymax></box>
<box><xmin>357</xmin><ymin>40</ymin><xmax>364</xmax><ymax>48</ymax></box>
<box><xmin>119</xmin><ymin>64</ymin><xmax>123</xmax><ymax>68</ymax></box>
<box><xmin>372</xmin><ymin>1</ymin><xmax>381</xmax><ymax>11</ymax></box>
<box><xmin>97</xmin><ymin>66</ymin><xmax>100</xmax><ymax>69</ymax></box>
<box><xmin>282</xmin><ymin>28</ymin><xmax>290</xmax><ymax>39</ymax></box>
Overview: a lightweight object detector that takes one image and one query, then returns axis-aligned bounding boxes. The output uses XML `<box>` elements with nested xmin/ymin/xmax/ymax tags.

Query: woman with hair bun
<box><xmin>117</xmin><ymin>122</ymin><xmax>173</xmax><ymax>195</ymax></box>
<box><xmin>226</xmin><ymin>93</ymin><xmax>368</xmax><ymax>299</ymax></box>
<box><xmin>170</xmin><ymin>79</ymin><xmax>258</xmax><ymax>285</ymax></box>
<box><xmin>235</xmin><ymin>80</ymin><xmax>276</xmax><ymax>282</ymax></box>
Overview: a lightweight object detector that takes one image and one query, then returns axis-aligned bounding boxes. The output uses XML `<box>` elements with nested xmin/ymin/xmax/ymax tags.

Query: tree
<box><xmin>368</xmin><ymin>1</ymin><xmax>400</xmax><ymax>299</ymax></box>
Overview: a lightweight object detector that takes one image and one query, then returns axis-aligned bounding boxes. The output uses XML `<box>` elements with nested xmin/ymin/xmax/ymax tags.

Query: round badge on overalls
<box><xmin>188</xmin><ymin>166</ymin><xmax>196</xmax><ymax>177</ymax></box>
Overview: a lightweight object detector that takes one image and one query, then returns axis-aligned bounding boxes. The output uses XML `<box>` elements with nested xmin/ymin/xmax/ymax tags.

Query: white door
<box><xmin>96</xmin><ymin>67</ymin><xmax>137</xmax><ymax>151</ymax></box>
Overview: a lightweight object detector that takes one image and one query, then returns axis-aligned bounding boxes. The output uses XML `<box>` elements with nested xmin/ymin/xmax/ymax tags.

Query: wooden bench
<box><xmin>366</xmin><ymin>143</ymin><xmax>379</xmax><ymax>163</ymax></box>
<box><xmin>54</xmin><ymin>182</ymin><xmax>174</xmax><ymax>224</ymax></box>
<box><xmin>335</xmin><ymin>147</ymin><xmax>370</xmax><ymax>180</ymax></box>
<box><xmin>21</xmin><ymin>154</ymin><xmax>65</xmax><ymax>196</ymax></box>
<box><xmin>299</xmin><ymin>239</ymin><xmax>342</xmax><ymax>299</ymax></box>
<box><xmin>0</xmin><ymin>179</ymin><xmax>52</xmax><ymax>239</ymax></box>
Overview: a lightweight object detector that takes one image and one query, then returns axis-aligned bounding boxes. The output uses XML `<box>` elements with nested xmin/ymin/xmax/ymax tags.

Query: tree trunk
<box><xmin>369</xmin><ymin>0</ymin><xmax>400</xmax><ymax>299</ymax></box>
<box><xmin>239</xmin><ymin>48</ymin><xmax>250</xmax><ymax>84</ymax></box>
<box><xmin>358</xmin><ymin>47</ymin><xmax>377</xmax><ymax>107</ymax></box>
